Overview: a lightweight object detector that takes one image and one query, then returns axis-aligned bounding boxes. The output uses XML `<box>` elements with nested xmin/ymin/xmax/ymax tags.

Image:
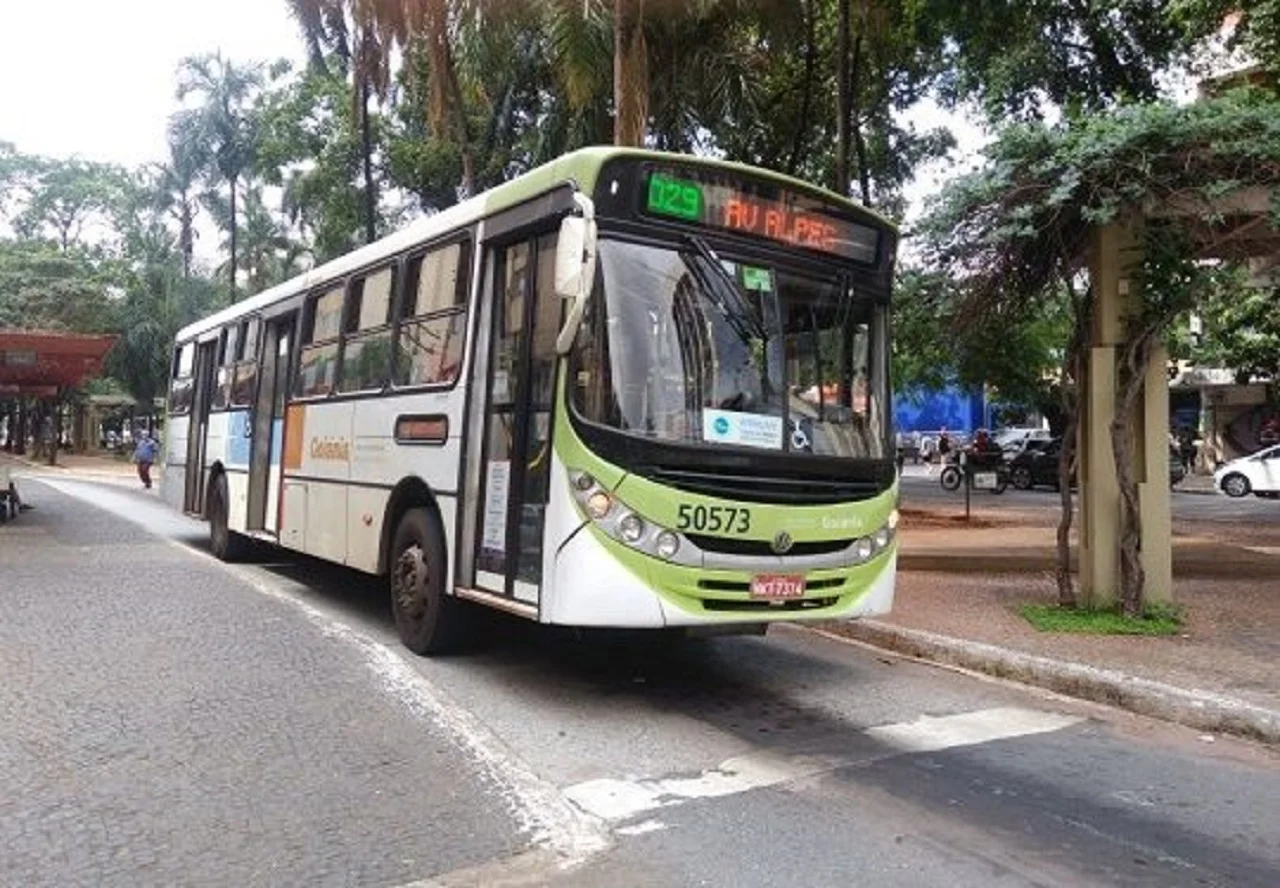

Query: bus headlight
<box><xmin>574</xmin><ymin>472</ymin><xmax>596</xmax><ymax>492</ymax></box>
<box><xmin>855</xmin><ymin>537</ymin><xmax>874</xmax><ymax>560</ymax></box>
<box><xmin>655</xmin><ymin>531</ymin><xmax>680</xmax><ymax>559</ymax></box>
<box><xmin>618</xmin><ymin>513</ymin><xmax>645</xmax><ymax>543</ymax></box>
<box><xmin>874</xmin><ymin>527</ymin><xmax>891</xmax><ymax>549</ymax></box>
<box><xmin>586</xmin><ymin>491</ymin><xmax>613</xmax><ymax>520</ymax></box>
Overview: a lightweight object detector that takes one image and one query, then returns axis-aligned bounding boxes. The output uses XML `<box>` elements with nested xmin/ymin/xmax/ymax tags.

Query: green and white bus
<box><xmin>164</xmin><ymin>147</ymin><xmax>900</xmax><ymax>654</ymax></box>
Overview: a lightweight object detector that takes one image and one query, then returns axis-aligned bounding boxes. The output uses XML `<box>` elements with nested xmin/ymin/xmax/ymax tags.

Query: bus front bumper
<box><xmin>544</xmin><ymin>523</ymin><xmax>896</xmax><ymax>628</ymax></box>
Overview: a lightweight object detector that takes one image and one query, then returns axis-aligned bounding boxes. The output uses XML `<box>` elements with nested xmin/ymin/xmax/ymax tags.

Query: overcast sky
<box><xmin>0</xmin><ymin>0</ymin><xmax>303</xmax><ymax>166</ymax></box>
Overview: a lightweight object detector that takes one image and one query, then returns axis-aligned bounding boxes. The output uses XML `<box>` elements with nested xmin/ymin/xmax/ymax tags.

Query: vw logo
<box><xmin>772</xmin><ymin>531</ymin><xmax>794</xmax><ymax>554</ymax></box>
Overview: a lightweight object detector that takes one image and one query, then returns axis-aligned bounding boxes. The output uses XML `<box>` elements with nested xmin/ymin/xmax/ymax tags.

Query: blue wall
<box><xmin>893</xmin><ymin>385</ymin><xmax>986</xmax><ymax>433</ymax></box>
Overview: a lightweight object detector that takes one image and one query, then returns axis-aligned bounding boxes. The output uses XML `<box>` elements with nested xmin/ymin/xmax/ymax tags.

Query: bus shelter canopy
<box><xmin>0</xmin><ymin>330</ymin><xmax>116</xmax><ymax>397</ymax></box>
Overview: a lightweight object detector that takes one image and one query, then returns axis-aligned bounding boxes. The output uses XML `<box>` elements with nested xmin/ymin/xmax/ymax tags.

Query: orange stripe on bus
<box><xmin>283</xmin><ymin>405</ymin><xmax>306</xmax><ymax>470</ymax></box>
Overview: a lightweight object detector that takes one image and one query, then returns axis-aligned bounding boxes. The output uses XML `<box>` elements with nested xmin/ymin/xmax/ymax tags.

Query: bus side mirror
<box><xmin>554</xmin><ymin>196</ymin><xmax>597</xmax><ymax>355</ymax></box>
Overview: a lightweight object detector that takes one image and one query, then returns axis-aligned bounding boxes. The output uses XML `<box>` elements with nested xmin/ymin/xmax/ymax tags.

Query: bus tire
<box><xmin>390</xmin><ymin>507</ymin><xmax>470</xmax><ymax>655</ymax></box>
<box><xmin>208</xmin><ymin>473</ymin><xmax>249</xmax><ymax>562</ymax></box>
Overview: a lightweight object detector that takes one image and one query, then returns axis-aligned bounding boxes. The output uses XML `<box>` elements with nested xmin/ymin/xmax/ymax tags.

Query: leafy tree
<box><xmin>921</xmin><ymin>88</ymin><xmax>1280</xmax><ymax>615</ymax></box>
<box><xmin>932</xmin><ymin>0</ymin><xmax>1195</xmax><ymax>120</ymax></box>
<box><xmin>171</xmin><ymin>52</ymin><xmax>266</xmax><ymax>301</ymax></box>
<box><xmin>0</xmin><ymin>240</ymin><xmax>116</xmax><ymax>332</ymax></box>
<box><xmin>255</xmin><ymin>60</ymin><xmax>382</xmax><ymax>261</ymax></box>
<box><xmin>893</xmin><ymin>269</ymin><xmax>1069</xmax><ymax>422</ymax></box>
<box><xmin>1174</xmin><ymin>0</ymin><xmax>1280</xmax><ymax>77</ymax></box>
<box><xmin>1196</xmin><ymin>273</ymin><xmax>1280</xmax><ymax>383</ymax></box>
<box><xmin>11</xmin><ymin>158</ymin><xmax>130</xmax><ymax>252</ymax></box>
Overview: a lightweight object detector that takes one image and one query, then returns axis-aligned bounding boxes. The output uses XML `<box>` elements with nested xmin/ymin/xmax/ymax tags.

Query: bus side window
<box><xmin>296</xmin><ymin>285</ymin><xmax>345</xmax><ymax>398</ymax></box>
<box><xmin>169</xmin><ymin>343</ymin><xmax>195</xmax><ymax>415</ymax></box>
<box><xmin>212</xmin><ymin>326</ymin><xmax>237</xmax><ymax>411</ymax></box>
<box><xmin>338</xmin><ymin>265</ymin><xmax>396</xmax><ymax>393</ymax></box>
<box><xmin>395</xmin><ymin>240</ymin><xmax>470</xmax><ymax>387</ymax></box>
<box><xmin>230</xmin><ymin>317</ymin><xmax>260</xmax><ymax>407</ymax></box>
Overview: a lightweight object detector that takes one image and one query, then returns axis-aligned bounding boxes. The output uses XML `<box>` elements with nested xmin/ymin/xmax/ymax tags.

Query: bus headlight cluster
<box><xmin>570</xmin><ymin>470</ymin><xmax>680</xmax><ymax>560</ymax></box>
<box><xmin>852</xmin><ymin>514</ymin><xmax>897</xmax><ymax>563</ymax></box>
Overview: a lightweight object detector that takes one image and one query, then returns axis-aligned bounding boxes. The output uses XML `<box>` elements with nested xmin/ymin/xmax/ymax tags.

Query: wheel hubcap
<box><xmin>1227</xmin><ymin>477</ymin><xmax>1246</xmax><ymax>496</ymax></box>
<box><xmin>394</xmin><ymin>545</ymin><xmax>428</xmax><ymax>620</ymax></box>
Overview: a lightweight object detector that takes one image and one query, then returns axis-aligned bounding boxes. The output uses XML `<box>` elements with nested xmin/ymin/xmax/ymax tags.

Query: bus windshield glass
<box><xmin>572</xmin><ymin>238</ymin><xmax>887</xmax><ymax>459</ymax></box>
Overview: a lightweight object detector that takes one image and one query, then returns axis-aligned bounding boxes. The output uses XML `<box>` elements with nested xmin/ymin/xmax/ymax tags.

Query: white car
<box><xmin>1214</xmin><ymin>444</ymin><xmax>1280</xmax><ymax>498</ymax></box>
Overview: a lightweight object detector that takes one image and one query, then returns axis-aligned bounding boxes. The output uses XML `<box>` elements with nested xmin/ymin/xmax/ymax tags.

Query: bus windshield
<box><xmin>572</xmin><ymin>238</ymin><xmax>887</xmax><ymax>459</ymax></box>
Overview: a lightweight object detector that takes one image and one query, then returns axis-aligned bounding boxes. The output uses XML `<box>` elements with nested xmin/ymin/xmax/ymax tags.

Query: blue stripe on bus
<box><xmin>226</xmin><ymin>410</ymin><xmax>251</xmax><ymax>467</ymax></box>
<box><xmin>270</xmin><ymin>418</ymin><xmax>283</xmax><ymax>465</ymax></box>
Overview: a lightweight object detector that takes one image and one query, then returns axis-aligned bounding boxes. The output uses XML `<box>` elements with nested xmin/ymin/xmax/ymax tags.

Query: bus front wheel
<box><xmin>208</xmin><ymin>474</ymin><xmax>249</xmax><ymax>562</ymax></box>
<box><xmin>390</xmin><ymin>508</ymin><xmax>470</xmax><ymax>655</ymax></box>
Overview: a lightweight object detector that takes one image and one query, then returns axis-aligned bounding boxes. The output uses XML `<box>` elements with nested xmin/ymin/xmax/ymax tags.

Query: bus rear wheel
<box><xmin>390</xmin><ymin>508</ymin><xmax>470</xmax><ymax>655</ymax></box>
<box><xmin>208</xmin><ymin>474</ymin><xmax>249</xmax><ymax>562</ymax></box>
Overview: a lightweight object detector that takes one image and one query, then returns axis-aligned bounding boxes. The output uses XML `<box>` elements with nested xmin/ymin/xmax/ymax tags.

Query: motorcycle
<box><xmin>939</xmin><ymin>448</ymin><xmax>1010</xmax><ymax>494</ymax></box>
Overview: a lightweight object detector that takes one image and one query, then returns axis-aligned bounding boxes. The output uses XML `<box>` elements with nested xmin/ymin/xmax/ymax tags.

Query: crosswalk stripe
<box><xmin>565</xmin><ymin>706</ymin><xmax>1083</xmax><ymax>823</ymax></box>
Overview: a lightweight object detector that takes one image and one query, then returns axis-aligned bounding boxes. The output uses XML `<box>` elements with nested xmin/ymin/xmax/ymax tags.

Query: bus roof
<box><xmin>176</xmin><ymin>146</ymin><xmax>895</xmax><ymax>344</ymax></box>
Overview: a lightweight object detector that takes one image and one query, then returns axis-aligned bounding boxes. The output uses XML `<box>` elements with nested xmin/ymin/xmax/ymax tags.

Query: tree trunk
<box><xmin>180</xmin><ymin>197</ymin><xmax>193</xmax><ymax>280</ymax></box>
<box><xmin>1112</xmin><ymin>330</ymin><xmax>1157</xmax><ymax>616</ymax></box>
<box><xmin>1055</xmin><ymin>283</ymin><xmax>1091</xmax><ymax>608</ymax></box>
<box><xmin>613</xmin><ymin>0</ymin><xmax>649</xmax><ymax>147</ymax></box>
<box><xmin>834</xmin><ymin>0</ymin><xmax>850</xmax><ymax>196</ymax></box>
<box><xmin>785</xmin><ymin>0</ymin><xmax>817</xmax><ymax>176</ymax></box>
<box><xmin>228</xmin><ymin>176</ymin><xmax>239</xmax><ymax>303</ymax></box>
<box><xmin>360</xmin><ymin>81</ymin><xmax>377</xmax><ymax>244</ymax></box>
<box><xmin>849</xmin><ymin>31</ymin><xmax>871</xmax><ymax>205</ymax></box>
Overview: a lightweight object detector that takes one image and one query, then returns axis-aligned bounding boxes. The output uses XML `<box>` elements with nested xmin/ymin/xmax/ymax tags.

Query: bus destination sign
<box><xmin>644</xmin><ymin>170</ymin><xmax>879</xmax><ymax>264</ymax></box>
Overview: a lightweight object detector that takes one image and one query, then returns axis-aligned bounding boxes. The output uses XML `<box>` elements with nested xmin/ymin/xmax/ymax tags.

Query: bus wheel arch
<box><xmin>382</xmin><ymin>478</ymin><xmax>471</xmax><ymax>655</ymax></box>
<box><xmin>206</xmin><ymin>463</ymin><xmax>248</xmax><ymax>562</ymax></box>
<box><xmin>378</xmin><ymin>477</ymin><xmax>443</xmax><ymax>575</ymax></box>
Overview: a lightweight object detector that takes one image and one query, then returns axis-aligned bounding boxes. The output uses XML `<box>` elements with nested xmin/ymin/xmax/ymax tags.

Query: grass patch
<box><xmin>1019</xmin><ymin>604</ymin><xmax>1182</xmax><ymax>636</ymax></box>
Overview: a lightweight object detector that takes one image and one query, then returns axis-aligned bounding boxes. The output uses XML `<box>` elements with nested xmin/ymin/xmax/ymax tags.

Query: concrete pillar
<box><xmin>1078</xmin><ymin>222</ymin><xmax>1174</xmax><ymax>608</ymax></box>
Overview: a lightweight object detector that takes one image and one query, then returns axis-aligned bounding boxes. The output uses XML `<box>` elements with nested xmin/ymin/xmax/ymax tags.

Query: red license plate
<box><xmin>750</xmin><ymin>574</ymin><xmax>806</xmax><ymax>600</ymax></box>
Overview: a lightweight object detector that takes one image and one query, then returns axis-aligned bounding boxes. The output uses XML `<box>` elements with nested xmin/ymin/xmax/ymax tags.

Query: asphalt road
<box><xmin>899</xmin><ymin>469</ymin><xmax>1280</xmax><ymax>528</ymax></box>
<box><xmin>6</xmin><ymin>475</ymin><xmax>1280</xmax><ymax>887</ymax></box>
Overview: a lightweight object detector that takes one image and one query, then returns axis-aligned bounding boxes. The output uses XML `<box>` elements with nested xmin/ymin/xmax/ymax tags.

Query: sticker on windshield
<box><xmin>703</xmin><ymin>409</ymin><xmax>784</xmax><ymax>450</ymax></box>
<box><xmin>741</xmin><ymin>266</ymin><xmax>774</xmax><ymax>291</ymax></box>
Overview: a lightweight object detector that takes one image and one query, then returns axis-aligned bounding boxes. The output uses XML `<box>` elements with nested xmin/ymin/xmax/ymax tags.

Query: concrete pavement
<box><xmin>0</xmin><ymin>479</ymin><xmax>554</xmax><ymax>887</ymax></box>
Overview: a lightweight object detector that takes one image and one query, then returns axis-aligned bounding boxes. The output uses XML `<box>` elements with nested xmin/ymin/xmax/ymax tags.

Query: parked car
<box><xmin>994</xmin><ymin>427</ymin><xmax>1053</xmax><ymax>457</ymax></box>
<box><xmin>1009</xmin><ymin>438</ymin><xmax>1187</xmax><ymax>491</ymax></box>
<box><xmin>1214</xmin><ymin>444</ymin><xmax>1280</xmax><ymax>498</ymax></box>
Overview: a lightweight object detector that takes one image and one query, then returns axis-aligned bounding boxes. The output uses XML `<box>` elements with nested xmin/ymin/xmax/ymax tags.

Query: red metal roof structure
<box><xmin>0</xmin><ymin>330</ymin><xmax>116</xmax><ymax>396</ymax></box>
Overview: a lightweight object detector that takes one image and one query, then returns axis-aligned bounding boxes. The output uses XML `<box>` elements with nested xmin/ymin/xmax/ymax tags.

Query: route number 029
<box><xmin>675</xmin><ymin>504</ymin><xmax>750</xmax><ymax>534</ymax></box>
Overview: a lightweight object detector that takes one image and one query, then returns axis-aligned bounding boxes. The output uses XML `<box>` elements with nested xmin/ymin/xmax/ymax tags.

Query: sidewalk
<box><xmin>1</xmin><ymin>449</ymin><xmax>144</xmax><ymax>486</ymax></box>
<box><xmin>823</xmin><ymin>509</ymin><xmax>1280</xmax><ymax>745</ymax></box>
<box><xmin>896</xmin><ymin>512</ymin><xmax>1280</xmax><ymax>578</ymax></box>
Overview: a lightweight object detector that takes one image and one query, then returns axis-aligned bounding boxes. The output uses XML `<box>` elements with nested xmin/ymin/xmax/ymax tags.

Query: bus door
<box><xmin>183</xmin><ymin>340</ymin><xmax>218</xmax><ymax>514</ymax></box>
<box><xmin>247</xmin><ymin>314</ymin><xmax>295</xmax><ymax>533</ymax></box>
<box><xmin>473</xmin><ymin>233</ymin><xmax>561</xmax><ymax>604</ymax></box>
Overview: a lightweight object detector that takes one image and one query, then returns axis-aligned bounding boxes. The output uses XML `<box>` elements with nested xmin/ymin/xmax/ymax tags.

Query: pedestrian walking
<box><xmin>133</xmin><ymin>429</ymin><xmax>158</xmax><ymax>490</ymax></box>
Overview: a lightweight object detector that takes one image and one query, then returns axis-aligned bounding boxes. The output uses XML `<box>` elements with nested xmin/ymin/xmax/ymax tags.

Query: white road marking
<box><xmin>865</xmin><ymin>706</ymin><xmax>1082</xmax><ymax>753</ymax></box>
<box><xmin>616</xmin><ymin>819</ymin><xmax>667</xmax><ymax>837</ymax></box>
<box><xmin>566</xmin><ymin>706</ymin><xmax>1082</xmax><ymax>823</ymax></box>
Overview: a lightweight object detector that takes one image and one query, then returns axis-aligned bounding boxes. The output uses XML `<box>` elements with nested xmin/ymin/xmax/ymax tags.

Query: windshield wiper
<box><xmin>680</xmin><ymin>235</ymin><xmax>769</xmax><ymax>342</ymax></box>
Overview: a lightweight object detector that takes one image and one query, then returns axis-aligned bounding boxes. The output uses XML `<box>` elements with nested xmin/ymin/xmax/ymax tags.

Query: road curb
<box><xmin>816</xmin><ymin>620</ymin><xmax>1280</xmax><ymax>746</ymax></box>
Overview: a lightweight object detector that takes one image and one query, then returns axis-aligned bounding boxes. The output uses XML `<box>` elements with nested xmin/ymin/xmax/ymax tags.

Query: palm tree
<box><xmin>152</xmin><ymin>138</ymin><xmax>203</xmax><ymax>279</ymax></box>
<box><xmin>171</xmin><ymin>52</ymin><xmax>264</xmax><ymax>301</ymax></box>
<box><xmin>285</xmin><ymin>0</ymin><xmax>387</xmax><ymax>239</ymax></box>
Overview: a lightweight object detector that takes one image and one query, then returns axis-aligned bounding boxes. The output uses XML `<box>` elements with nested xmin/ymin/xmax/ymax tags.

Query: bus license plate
<box><xmin>973</xmin><ymin>472</ymin><xmax>997</xmax><ymax>490</ymax></box>
<box><xmin>750</xmin><ymin>575</ymin><xmax>806</xmax><ymax>600</ymax></box>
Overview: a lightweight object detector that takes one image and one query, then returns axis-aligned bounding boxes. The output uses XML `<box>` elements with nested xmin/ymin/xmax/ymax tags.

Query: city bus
<box><xmin>164</xmin><ymin>147</ymin><xmax>900</xmax><ymax>655</ymax></box>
